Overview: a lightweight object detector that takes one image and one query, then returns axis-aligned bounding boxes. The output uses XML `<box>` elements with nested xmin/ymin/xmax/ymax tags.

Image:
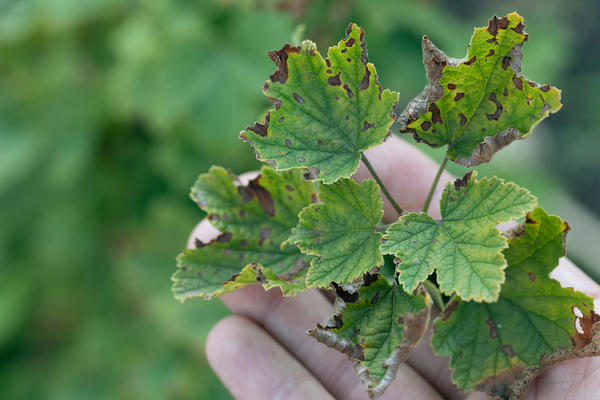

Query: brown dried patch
<box><xmin>512</xmin><ymin>22</ymin><xmax>525</xmax><ymax>34</ymax></box>
<box><xmin>346</xmin><ymin>37</ymin><xmax>355</xmax><ymax>47</ymax></box>
<box><xmin>327</xmin><ymin>72</ymin><xmax>341</xmax><ymax>86</ymax></box>
<box><xmin>370</xmin><ymin>291</ymin><xmax>381</xmax><ymax>305</ymax></box>
<box><xmin>488</xmin><ymin>16</ymin><xmax>509</xmax><ymax>36</ymax></box>
<box><xmin>420</xmin><ymin>121</ymin><xmax>431</xmax><ymax>131</ymax></box>
<box><xmin>513</xmin><ymin>75</ymin><xmax>523</xmax><ymax>90</ymax></box>
<box><xmin>540</xmin><ymin>84</ymin><xmax>551</xmax><ymax>92</ymax></box>
<box><xmin>268</xmin><ymin>44</ymin><xmax>300</xmax><ymax>84</ymax></box>
<box><xmin>216</xmin><ymin>231</ymin><xmax>233</xmax><ymax>243</ymax></box>
<box><xmin>459</xmin><ymin>113</ymin><xmax>467</xmax><ymax>126</ymax></box>
<box><xmin>360</xmin><ymin>66</ymin><xmax>371</xmax><ymax>90</ymax></box>
<box><xmin>454</xmin><ymin>92</ymin><xmax>465</xmax><ymax>101</ymax></box>
<box><xmin>362</xmin><ymin>121</ymin><xmax>374</xmax><ymax>133</ymax></box>
<box><xmin>246</xmin><ymin>113</ymin><xmax>270</xmax><ymax>137</ymax></box>
<box><xmin>293</xmin><ymin>93</ymin><xmax>305</xmax><ymax>103</ymax></box>
<box><xmin>487</xmin><ymin>318</ymin><xmax>498</xmax><ymax>339</ymax></box>
<box><xmin>447</xmin><ymin>83</ymin><xmax>456</xmax><ymax>90</ymax></box>
<box><xmin>331</xmin><ymin>281</ymin><xmax>359</xmax><ymax>303</ymax></box>
<box><xmin>486</xmin><ymin>49</ymin><xmax>495</xmax><ymax>58</ymax></box>
<box><xmin>441</xmin><ymin>300</ymin><xmax>460</xmax><ymax>321</ymax></box>
<box><xmin>455</xmin><ymin>128</ymin><xmax>521</xmax><ymax>167</ymax></box>
<box><xmin>343</xmin><ymin>84</ymin><xmax>354</xmax><ymax>98</ymax></box>
<box><xmin>502</xmin><ymin>56</ymin><xmax>511</xmax><ymax>70</ymax></box>
<box><xmin>429</xmin><ymin>103</ymin><xmax>443</xmax><ymax>123</ymax></box>
<box><xmin>486</xmin><ymin>92</ymin><xmax>503</xmax><ymax>121</ymax></box>
<box><xmin>453</xmin><ymin>171</ymin><xmax>474</xmax><ymax>191</ymax></box>
<box><xmin>238</xmin><ymin>177</ymin><xmax>275</xmax><ymax>217</ymax></box>
<box><xmin>464</xmin><ymin>56</ymin><xmax>477</xmax><ymax>66</ymax></box>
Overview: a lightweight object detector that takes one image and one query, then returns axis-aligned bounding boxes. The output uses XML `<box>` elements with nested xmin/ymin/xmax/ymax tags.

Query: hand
<box><xmin>191</xmin><ymin>136</ymin><xmax>600</xmax><ymax>400</ymax></box>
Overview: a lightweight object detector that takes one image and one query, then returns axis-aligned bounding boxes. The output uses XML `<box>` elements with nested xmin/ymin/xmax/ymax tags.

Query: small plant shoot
<box><xmin>172</xmin><ymin>12</ymin><xmax>600</xmax><ymax>400</ymax></box>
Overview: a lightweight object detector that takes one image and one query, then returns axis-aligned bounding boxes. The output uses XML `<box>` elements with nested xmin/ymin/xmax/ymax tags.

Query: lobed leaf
<box><xmin>286</xmin><ymin>178</ymin><xmax>384</xmax><ymax>287</ymax></box>
<box><xmin>172</xmin><ymin>166</ymin><xmax>315</xmax><ymax>301</ymax></box>
<box><xmin>309</xmin><ymin>274</ymin><xmax>430</xmax><ymax>399</ymax></box>
<box><xmin>240</xmin><ymin>23</ymin><xmax>399</xmax><ymax>183</ymax></box>
<box><xmin>399</xmin><ymin>12</ymin><xmax>561</xmax><ymax>166</ymax></box>
<box><xmin>431</xmin><ymin>208</ymin><xmax>600</xmax><ymax>399</ymax></box>
<box><xmin>381</xmin><ymin>171</ymin><xmax>537</xmax><ymax>302</ymax></box>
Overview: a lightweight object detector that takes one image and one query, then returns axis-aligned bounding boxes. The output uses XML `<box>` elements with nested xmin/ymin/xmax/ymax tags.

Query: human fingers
<box><xmin>206</xmin><ymin>315</ymin><xmax>334</xmax><ymax>399</ymax></box>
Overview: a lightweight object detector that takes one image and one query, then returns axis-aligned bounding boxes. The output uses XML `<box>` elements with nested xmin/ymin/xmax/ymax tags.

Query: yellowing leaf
<box><xmin>381</xmin><ymin>172</ymin><xmax>537</xmax><ymax>302</ymax></box>
<box><xmin>240</xmin><ymin>23</ymin><xmax>399</xmax><ymax>183</ymax></box>
<box><xmin>431</xmin><ymin>208</ymin><xmax>600</xmax><ymax>399</ymax></box>
<box><xmin>400</xmin><ymin>12</ymin><xmax>561</xmax><ymax>166</ymax></box>
<box><xmin>309</xmin><ymin>274</ymin><xmax>430</xmax><ymax>399</ymax></box>
<box><xmin>286</xmin><ymin>178</ymin><xmax>384</xmax><ymax>287</ymax></box>
<box><xmin>172</xmin><ymin>166</ymin><xmax>314</xmax><ymax>301</ymax></box>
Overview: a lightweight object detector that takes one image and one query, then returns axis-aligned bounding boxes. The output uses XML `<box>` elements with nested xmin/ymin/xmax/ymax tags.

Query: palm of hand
<box><xmin>192</xmin><ymin>138</ymin><xmax>600</xmax><ymax>400</ymax></box>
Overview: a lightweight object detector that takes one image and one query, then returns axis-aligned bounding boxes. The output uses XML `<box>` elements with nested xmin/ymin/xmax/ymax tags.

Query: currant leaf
<box><xmin>172</xmin><ymin>166</ymin><xmax>315</xmax><ymax>301</ymax></box>
<box><xmin>240</xmin><ymin>23</ymin><xmax>399</xmax><ymax>183</ymax></box>
<box><xmin>286</xmin><ymin>178</ymin><xmax>384</xmax><ymax>287</ymax></box>
<box><xmin>309</xmin><ymin>274</ymin><xmax>430</xmax><ymax>399</ymax></box>
<box><xmin>381</xmin><ymin>171</ymin><xmax>537</xmax><ymax>302</ymax></box>
<box><xmin>400</xmin><ymin>12</ymin><xmax>562</xmax><ymax>166</ymax></box>
<box><xmin>431</xmin><ymin>208</ymin><xmax>600</xmax><ymax>399</ymax></box>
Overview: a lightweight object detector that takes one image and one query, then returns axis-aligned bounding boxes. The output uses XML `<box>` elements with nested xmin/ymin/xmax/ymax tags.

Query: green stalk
<box><xmin>361</xmin><ymin>153</ymin><xmax>403</xmax><ymax>216</ymax></box>
<box><xmin>422</xmin><ymin>156</ymin><xmax>449</xmax><ymax>213</ymax></box>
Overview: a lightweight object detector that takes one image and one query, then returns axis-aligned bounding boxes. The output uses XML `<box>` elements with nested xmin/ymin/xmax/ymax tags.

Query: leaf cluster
<box><xmin>173</xmin><ymin>13</ymin><xmax>599</xmax><ymax>400</ymax></box>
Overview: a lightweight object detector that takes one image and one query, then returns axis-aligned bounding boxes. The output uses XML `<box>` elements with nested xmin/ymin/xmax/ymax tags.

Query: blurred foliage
<box><xmin>0</xmin><ymin>0</ymin><xmax>598</xmax><ymax>398</ymax></box>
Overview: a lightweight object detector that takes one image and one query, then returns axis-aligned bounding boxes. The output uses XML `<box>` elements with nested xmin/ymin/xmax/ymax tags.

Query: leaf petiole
<box><xmin>361</xmin><ymin>152</ymin><xmax>404</xmax><ymax>216</ymax></box>
<box><xmin>422</xmin><ymin>156</ymin><xmax>449</xmax><ymax>213</ymax></box>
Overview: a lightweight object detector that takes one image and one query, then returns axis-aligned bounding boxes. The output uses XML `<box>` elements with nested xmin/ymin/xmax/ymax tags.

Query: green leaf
<box><xmin>381</xmin><ymin>171</ymin><xmax>537</xmax><ymax>302</ymax></box>
<box><xmin>172</xmin><ymin>166</ymin><xmax>315</xmax><ymax>301</ymax></box>
<box><xmin>400</xmin><ymin>12</ymin><xmax>562</xmax><ymax>166</ymax></box>
<box><xmin>309</xmin><ymin>274</ymin><xmax>430</xmax><ymax>399</ymax></box>
<box><xmin>431</xmin><ymin>208</ymin><xmax>600</xmax><ymax>398</ymax></box>
<box><xmin>240</xmin><ymin>23</ymin><xmax>399</xmax><ymax>184</ymax></box>
<box><xmin>286</xmin><ymin>178</ymin><xmax>384</xmax><ymax>287</ymax></box>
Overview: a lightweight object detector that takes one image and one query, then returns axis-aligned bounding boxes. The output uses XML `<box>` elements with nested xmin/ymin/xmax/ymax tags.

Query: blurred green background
<box><xmin>1</xmin><ymin>0</ymin><xmax>598</xmax><ymax>398</ymax></box>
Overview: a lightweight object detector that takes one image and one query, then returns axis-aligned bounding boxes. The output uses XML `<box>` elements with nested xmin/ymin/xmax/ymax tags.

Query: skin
<box><xmin>189</xmin><ymin>136</ymin><xmax>600</xmax><ymax>400</ymax></box>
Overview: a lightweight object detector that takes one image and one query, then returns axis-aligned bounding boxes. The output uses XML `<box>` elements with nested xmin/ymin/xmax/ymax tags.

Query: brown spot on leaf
<box><xmin>502</xmin><ymin>56</ymin><xmax>511</xmax><ymax>70</ymax></box>
<box><xmin>363</xmin><ymin>272</ymin><xmax>378</xmax><ymax>286</ymax></box>
<box><xmin>454</xmin><ymin>92</ymin><xmax>465</xmax><ymax>101</ymax></box>
<box><xmin>540</xmin><ymin>84</ymin><xmax>551</xmax><ymax>92</ymax></box>
<box><xmin>421</xmin><ymin>121</ymin><xmax>431</xmax><ymax>131</ymax></box>
<box><xmin>370</xmin><ymin>291</ymin><xmax>381</xmax><ymax>305</ymax></box>
<box><xmin>359</xmin><ymin>66</ymin><xmax>371</xmax><ymax>90</ymax></box>
<box><xmin>459</xmin><ymin>113</ymin><xmax>467</xmax><ymax>126</ymax></box>
<box><xmin>486</xmin><ymin>92</ymin><xmax>503</xmax><ymax>121</ymax></box>
<box><xmin>194</xmin><ymin>238</ymin><xmax>206</xmax><ymax>248</ymax></box>
<box><xmin>453</xmin><ymin>171</ymin><xmax>473</xmax><ymax>191</ymax></box>
<box><xmin>346</xmin><ymin>37</ymin><xmax>355</xmax><ymax>47</ymax></box>
<box><xmin>341</xmin><ymin>48</ymin><xmax>347</xmax><ymax>53</ymax></box>
<box><xmin>343</xmin><ymin>84</ymin><xmax>354</xmax><ymax>98</ymax></box>
<box><xmin>487</xmin><ymin>318</ymin><xmax>498</xmax><ymax>339</ymax></box>
<box><xmin>441</xmin><ymin>300</ymin><xmax>459</xmax><ymax>321</ymax></box>
<box><xmin>486</xmin><ymin>49</ymin><xmax>495</xmax><ymax>58</ymax></box>
<box><xmin>216</xmin><ymin>231</ymin><xmax>233</xmax><ymax>243</ymax></box>
<box><xmin>501</xmin><ymin>344</ymin><xmax>516</xmax><ymax>357</ymax></box>
<box><xmin>346</xmin><ymin>58</ymin><xmax>352</xmax><ymax>63</ymax></box>
<box><xmin>331</xmin><ymin>282</ymin><xmax>359</xmax><ymax>303</ymax></box>
<box><xmin>259</xmin><ymin>227</ymin><xmax>271</xmax><ymax>246</ymax></box>
<box><xmin>527</xmin><ymin>80</ymin><xmax>537</xmax><ymax>88</ymax></box>
<box><xmin>528</xmin><ymin>272</ymin><xmax>536</xmax><ymax>282</ymax></box>
<box><xmin>464</xmin><ymin>56</ymin><xmax>477</xmax><ymax>66</ymax></box>
<box><xmin>278</xmin><ymin>116</ymin><xmax>284</xmax><ymax>123</ymax></box>
<box><xmin>237</xmin><ymin>177</ymin><xmax>275</xmax><ymax>217</ymax></box>
<box><xmin>268</xmin><ymin>44</ymin><xmax>300</xmax><ymax>84</ymax></box>
<box><xmin>327</xmin><ymin>72</ymin><xmax>341</xmax><ymax>86</ymax></box>
<box><xmin>512</xmin><ymin>22</ymin><xmax>525</xmax><ymax>34</ymax></box>
<box><xmin>447</xmin><ymin>83</ymin><xmax>456</xmax><ymax>90</ymax></box>
<box><xmin>293</xmin><ymin>93</ymin><xmax>305</xmax><ymax>103</ymax></box>
<box><xmin>488</xmin><ymin>15</ymin><xmax>509</xmax><ymax>36</ymax></box>
<box><xmin>513</xmin><ymin>76</ymin><xmax>523</xmax><ymax>90</ymax></box>
<box><xmin>285</xmin><ymin>185</ymin><xmax>294</xmax><ymax>192</ymax></box>
<box><xmin>246</xmin><ymin>113</ymin><xmax>270</xmax><ymax>137</ymax></box>
<box><xmin>362</xmin><ymin>120</ymin><xmax>374</xmax><ymax>132</ymax></box>
<box><xmin>303</xmin><ymin>167</ymin><xmax>320</xmax><ymax>181</ymax></box>
<box><xmin>428</xmin><ymin>103</ymin><xmax>443</xmax><ymax>123</ymax></box>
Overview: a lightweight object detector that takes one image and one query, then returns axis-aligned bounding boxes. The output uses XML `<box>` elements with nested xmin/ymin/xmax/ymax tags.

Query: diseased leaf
<box><xmin>309</xmin><ymin>274</ymin><xmax>430</xmax><ymax>399</ymax></box>
<box><xmin>240</xmin><ymin>23</ymin><xmax>399</xmax><ymax>183</ymax></box>
<box><xmin>172</xmin><ymin>166</ymin><xmax>315</xmax><ymax>301</ymax></box>
<box><xmin>381</xmin><ymin>171</ymin><xmax>537</xmax><ymax>302</ymax></box>
<box><xmin>431</xmin><ymin>208</ymin><xmax>600</xmax><ymax>399</ymax></box>
<box><xmin>286</xmin><ymin>178</ymin><xmax>384</xmax><ymax>287</ymax></box>
<box><xmin>399</xmin><ymin>12</ymin><xmax>562</xmax><ymax>166</ymax></box>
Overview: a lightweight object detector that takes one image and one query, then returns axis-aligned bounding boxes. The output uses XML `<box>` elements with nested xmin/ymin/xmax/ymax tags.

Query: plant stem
<box><xmin>423</xmin><ymin>280</ymin><xmax>445</xmax><ymax>311</ymax></box>
<box><xmin>422</xmin><ymin>156</ymin><xmax>449</xmax><ymax>213</ymax></box>
<box><xmin>361</xmin><ymin>153</ymin><xmax>403</xmax><ymax>216</ymax></box>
